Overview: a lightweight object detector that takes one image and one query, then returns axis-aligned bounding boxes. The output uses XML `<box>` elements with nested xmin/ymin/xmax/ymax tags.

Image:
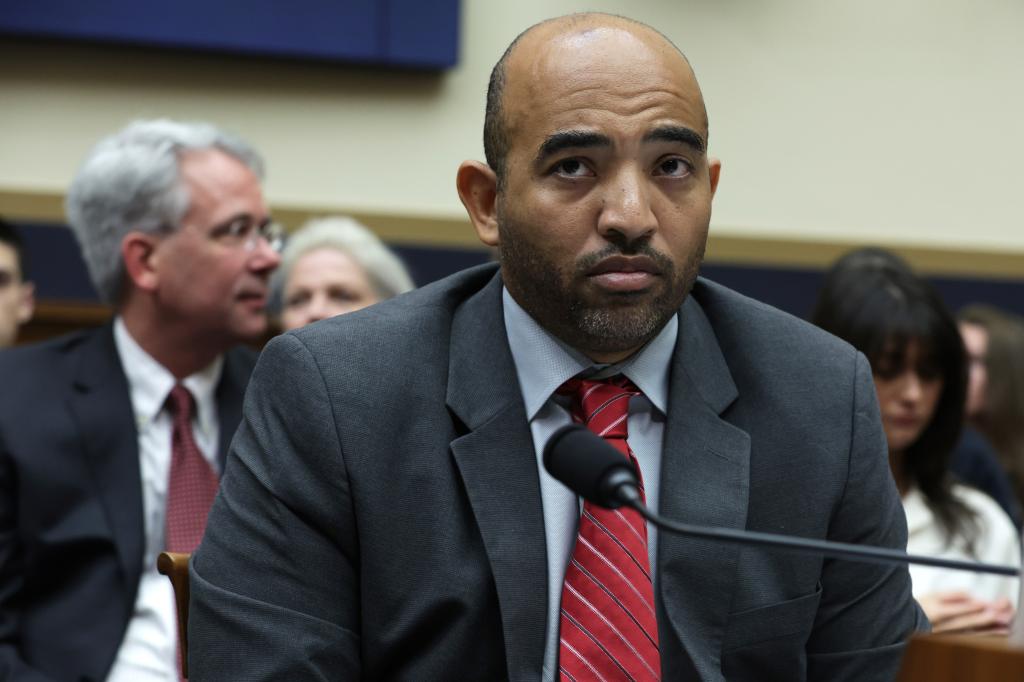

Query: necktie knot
<box><xmin>166</xmin><ymin>384</ymin><xmax>195</xmax><ymax>421</ymax></box>
<box><xmin>558</xmin><ymin>375</ymin><xmax>640</xmax><ymax>439</ymax></box>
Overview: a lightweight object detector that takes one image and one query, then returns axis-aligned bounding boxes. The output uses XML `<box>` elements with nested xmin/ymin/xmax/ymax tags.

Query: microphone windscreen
<box><xmin>543</xmin><ymin>424</ymin><xmax>637</xmax><ymax>506</ymax></box>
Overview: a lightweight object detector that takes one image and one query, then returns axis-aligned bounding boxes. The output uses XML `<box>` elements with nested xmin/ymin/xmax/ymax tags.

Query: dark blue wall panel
<box><xmin>17</xmin><ymin>222</ymin><xmax>99</xmax><ymax>301</ymax></box>
<box><xmin>0</xmin><ymin>0</ymin><xmax>459</xmax><ymax>68</ymax></box>
<box><xmin>384</xmin><ymin>0</ymin><xmax>460</xmax><ymax>68</ymax></box>
<box><xmin>701</xmin><ymin>262</ymin><xmax>1024</xmax><ymax>322</ymax></box>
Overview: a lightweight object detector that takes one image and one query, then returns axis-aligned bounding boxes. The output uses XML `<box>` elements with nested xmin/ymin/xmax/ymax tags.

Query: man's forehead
<box><xmin>502</xmin><ymin>19</ymin><xmax>706</xmax><ymax>139</ymax></box>
<box><xmin>509</xmin><ymin>17</ymin><xmax>692</xmax><ymax>83</ymax></box>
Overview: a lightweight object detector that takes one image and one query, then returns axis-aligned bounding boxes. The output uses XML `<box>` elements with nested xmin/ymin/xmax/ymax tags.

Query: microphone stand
<box><xmin>617</xmin><ymin>491</ymin><xmax>1020</xmax><ymax>577</ymax></box>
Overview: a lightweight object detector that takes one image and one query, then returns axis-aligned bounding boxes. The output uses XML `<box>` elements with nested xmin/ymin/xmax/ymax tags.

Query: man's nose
<box><xmin>596</xmin><ymin>167</ymin><xmax>657</xmax><ymax>245</ymax></box>
<box><xmin>250</xmin><ymin>237</ymin><xmax>282</xmax><ymax>272</ymax></box>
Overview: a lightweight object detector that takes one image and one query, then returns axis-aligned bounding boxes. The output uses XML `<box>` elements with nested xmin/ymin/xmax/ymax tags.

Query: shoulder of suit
<box><xmin>692</xmin><ymin>276</ymin><xmax>858</xmax><ymax>361</ymax></box>
<box><xmin>689</xmin><ymin>276</ymin><xmax>865</xmax><ymax>395</ymax></box>
<box><xmin>288</xmin><ymin>263</ymin><xmax>498</xmax><ymax>350</ymax></box>
<box><xmin>0</xmin><ymin>325</ymin><xmax>103</xmax><ymax>371</ymax></box>
<box><xmin>0</xmin><ymin>326</ymin><xmax>109</xmax><ymax>415</ymax></box>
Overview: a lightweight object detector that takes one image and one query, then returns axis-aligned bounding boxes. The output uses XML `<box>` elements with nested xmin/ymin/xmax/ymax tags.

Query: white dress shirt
<box><xmin>107</xmin><ymin>318</ymin><xmax>223</xmax><ymax>682</ymax></box>
<box><xmin>502</xmin><ymin>288</ymin><xmax>677</xmax><ymax>682</ymax></box>
<box><xmin>904</xmin><ymin>483</ymin><xmax>1021</xmax><ymax>606</ymax></box>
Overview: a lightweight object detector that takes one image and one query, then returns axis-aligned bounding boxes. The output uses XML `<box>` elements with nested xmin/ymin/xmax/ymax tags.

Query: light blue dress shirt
<box><xmin>501</xmin><ymin>287</ymin><xmax>677</xmax><ymax>681</ymax></box>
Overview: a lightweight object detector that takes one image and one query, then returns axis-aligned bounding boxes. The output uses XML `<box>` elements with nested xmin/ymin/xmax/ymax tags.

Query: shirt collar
<box><xmin>502</xmin><ymin>287</ymin><xmax>676</xmax><ymax>420</ymax></box>
<box><xmin>113</xmin><ymin>317</ymin><xmax>224</xmax><ymax>434</ymax></box>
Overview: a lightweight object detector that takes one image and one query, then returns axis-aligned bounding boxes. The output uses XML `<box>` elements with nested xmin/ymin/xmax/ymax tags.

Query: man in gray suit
<box><xmin>191</xmin><ymin>13</ymin><xmax>925</xmax><ymax>681</ymax></box>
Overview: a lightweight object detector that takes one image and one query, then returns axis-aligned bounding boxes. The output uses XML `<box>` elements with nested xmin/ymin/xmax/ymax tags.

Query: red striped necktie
<box><xmin>165</xmin><ymin>384</ymin><xmax>219</xmax><ymax>553</ymax></box>
<box><xmin>557</xmin><ymin>376</ymin><xmax>660</xmax><ymax>681</ymax></box>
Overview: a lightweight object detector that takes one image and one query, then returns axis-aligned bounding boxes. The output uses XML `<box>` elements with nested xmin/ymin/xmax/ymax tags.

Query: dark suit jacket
<box><xmin>0</xmin><ymin>324</ymin><xmax>255</xmax><ymax>682</ymax></box>
<box><xmin>191</xmin><ymin>265</ymin><xmax>924</xmax><ymax>681</ymax></box>
<box><xmin>951</xmin><ymin>428</ymin><xmax>1022</xmax><ymax>529</ymax></box>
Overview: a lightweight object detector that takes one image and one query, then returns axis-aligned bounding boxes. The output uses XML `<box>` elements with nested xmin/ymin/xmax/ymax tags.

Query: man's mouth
<box><xmin>586</xmin><ymin>256</ymin><xmax>661</xmax><ymax>292</ymax></box>
<box><xmin>236</xmin><ymin>290</ymin><xmax>268</xmax><ymax>306</ymax></box>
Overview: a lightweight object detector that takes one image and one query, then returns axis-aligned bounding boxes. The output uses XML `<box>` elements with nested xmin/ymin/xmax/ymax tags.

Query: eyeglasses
<box><xmin>209</xmin><ymin>217</ymin><xmax>285</xmax><ymax>253</ymax></box>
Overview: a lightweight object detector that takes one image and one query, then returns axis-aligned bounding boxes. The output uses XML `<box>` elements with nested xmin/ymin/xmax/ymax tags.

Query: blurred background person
<box><xmin>958</xmin><ymin>305</ymin><xmax>1024</xmax><ymax>513</ymax></box>
<box><xmin>0</xmin><ymin>217</ymin><xmax>36</xmax><ymax>347</ymax></box>
<box><xmin>812</xmin><ymin>250</ymin><xmax>1020</xmax><ymax>634</ymax></box>
<box><xmin>813</xmin><ymin>249</ymin><xmax>1020</xmax><ymax>526</ymax></box>
<box><xmin>0</xmin><ymin>119</ymin><xmax>280</xmax><ymax>681</ymax></box>
<box><xmin>272</xmin><ymin>216</ymin><xmax>413</xmax><ymax>331</ymax></box>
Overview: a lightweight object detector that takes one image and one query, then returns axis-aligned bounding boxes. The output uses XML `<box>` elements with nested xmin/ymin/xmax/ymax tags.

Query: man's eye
<box><xmin>655</xmin><ymin>158</ymin><xmax>692</xmax><ymax>177</ymax></box>
<box><xmin>212</xmin><ymin>218</ymin><xmax>251</xmax><ymax>241</ymax></box>
<box><xmin>553</xmin><ymin>159</ymin><xmax>592</xmax><ymax>177</ymax></box>
<box><xmin>227</xmin><ymin>220</ymin><xmax>252</xmax><ymax>238</ymax></box>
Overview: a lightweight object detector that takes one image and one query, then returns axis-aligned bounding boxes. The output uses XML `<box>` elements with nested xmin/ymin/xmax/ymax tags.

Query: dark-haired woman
<box><xmin>812</xmin><ymin>250</ymin><xmax>1020</xmax><ymax>633</ymax></box>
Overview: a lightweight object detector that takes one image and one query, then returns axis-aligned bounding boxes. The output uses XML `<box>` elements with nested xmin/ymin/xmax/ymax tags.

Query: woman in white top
<box><xmin>812</xmin><ymin>248</ymin><xmax>1021</xmax><ymax>634</ymax></box>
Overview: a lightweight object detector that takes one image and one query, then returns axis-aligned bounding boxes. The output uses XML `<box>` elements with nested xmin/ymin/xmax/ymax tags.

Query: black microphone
<box><xmin>543</xmin><ymin>423</ymin><xmax>1020</xmax><ymax>578</ymax></box>
<box><xmin>543</xmin><ymin>423</ymin><xmax>642</xmax><ymax>509</ymax></box>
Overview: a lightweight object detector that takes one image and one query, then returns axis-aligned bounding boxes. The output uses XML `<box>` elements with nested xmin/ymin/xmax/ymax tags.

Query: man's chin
<box><xmin>572</xmin><ymin>304</ymin><xmax>673</xmax><ymax>347</ymax></box>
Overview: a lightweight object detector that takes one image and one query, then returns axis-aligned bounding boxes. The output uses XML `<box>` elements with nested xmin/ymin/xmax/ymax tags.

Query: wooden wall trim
<box><xmin>16</xmin><ymin>300</ymin><xmax>112</xmax><ymax>345</ymax></box>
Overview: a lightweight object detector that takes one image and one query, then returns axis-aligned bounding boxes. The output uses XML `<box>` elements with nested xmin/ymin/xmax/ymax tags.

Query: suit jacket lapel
<box><xmin>658</xmin><ymin>295</ymin><xmax>751</xmax><ymax>681</ymax></box>
<box><xmin>67</xmin><ymin>324</ymin><xmax>145</xmax><ymax>599</ymax></box>
<box><xmin>446</xmin><ymin>273</ymin><xmax>548</xmax><ymax>682</ymax></box>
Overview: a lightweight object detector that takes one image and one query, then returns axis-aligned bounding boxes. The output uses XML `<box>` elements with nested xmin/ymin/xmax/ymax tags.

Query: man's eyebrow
<box><xmin>644</xmin><ymin>126</ymin><xmax>706</xmax><ymax>154</ymax></box>
<box><xmin>206</xmin><ymin>212</ymin><xmax>258</xmax><ymax>234</ymax></box>
<box><xmin>534</xmin><ymin>130</ymin><xmax>612</xmax><ymax>164</ymax></box>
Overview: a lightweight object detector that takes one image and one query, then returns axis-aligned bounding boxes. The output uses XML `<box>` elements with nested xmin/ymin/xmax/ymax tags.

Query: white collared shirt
<box><xmin>502</xmin><ymin>288</ymin><xmax>677</xmax><ymax>682</ymax></box>
<box><xmin>107</xmin><ymin>318</ymin><xmax>223</xmax><ymax>682</ymax></box>
<box><xmin>904</xmin><ymin>484</ymin><xmax>1021</xmax><ymax>606</ymax></box>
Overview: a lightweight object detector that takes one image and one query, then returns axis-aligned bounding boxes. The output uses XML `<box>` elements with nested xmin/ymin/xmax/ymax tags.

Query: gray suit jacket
<box><xmin>190</xmin><ymin>264</ymin><xmax>924</xmax><ymax>681</ymax></box>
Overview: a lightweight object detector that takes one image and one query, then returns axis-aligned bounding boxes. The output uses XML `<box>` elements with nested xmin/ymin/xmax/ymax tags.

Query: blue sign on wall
<box><xmin>0</xmin><ymin>0</ymin><xmax>459</xmax><ymax>69</ymax></box>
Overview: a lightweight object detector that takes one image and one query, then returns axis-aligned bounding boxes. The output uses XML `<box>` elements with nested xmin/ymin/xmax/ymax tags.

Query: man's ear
<box><xmin>121</xmin><ymin>231</ymin><xmax>161</xmax><ymax>293</ymax></box>
<box><xmin>15</xmin><ymin>281</ymin><xmax>34</xmax><ymax>325</ymax></box>
<box><xmin>708</xmin><ymin>157</ymin><xmax>722</xmax><ymax>198</ymax></box>
<box><xmin>456</xmin><ymin>161</ymin><xmax>500</xmax><ymax>247</ymax></box>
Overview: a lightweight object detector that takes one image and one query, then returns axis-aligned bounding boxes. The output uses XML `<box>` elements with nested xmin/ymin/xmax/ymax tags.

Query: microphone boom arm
<box><xmin>620</xmin><ymin>494</ymin><xmax>1020</xmax><ymax>578</ymax></box>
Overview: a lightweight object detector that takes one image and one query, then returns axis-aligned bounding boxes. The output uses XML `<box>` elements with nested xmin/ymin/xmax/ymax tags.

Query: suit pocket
<box><xmin>719</xmin><ymin>584</ymin><xmax>822</xmax><ymax>682</ymax></box>
<box><xmin>723</xmin><ymin>583</ymin><xmax>822</xmax><ymax>651</ymax></box>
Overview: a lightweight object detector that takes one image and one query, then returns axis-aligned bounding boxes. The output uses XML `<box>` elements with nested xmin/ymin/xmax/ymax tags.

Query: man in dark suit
<box><xmin>0</xmin><ymin>119</ymin><xmax>281</xmax><ymax>681</ymax></box>
<box><xmin>191</xmin><ymin>14</ymin><xmax>925</xmax><ymax>681</ymax></box>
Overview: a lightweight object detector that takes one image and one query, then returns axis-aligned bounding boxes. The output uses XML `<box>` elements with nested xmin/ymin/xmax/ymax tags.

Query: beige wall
<box><xmin>1</xmin><ymin>1</ymin><xmax>1022</xmax><ymax>258</ymax></box>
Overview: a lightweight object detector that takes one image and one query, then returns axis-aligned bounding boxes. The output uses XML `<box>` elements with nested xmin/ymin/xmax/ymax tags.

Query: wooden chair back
<box><xmin>157</xmin><ymin>551</ymin><xmax>192</xmax><ymax>678</ymax></box>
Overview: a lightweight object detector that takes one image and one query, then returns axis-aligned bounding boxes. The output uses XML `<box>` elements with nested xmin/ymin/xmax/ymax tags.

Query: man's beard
<box><xmin>497</xmin><ymin>214</ymin><xmax>705</xmax><ymax>358</ymax></box>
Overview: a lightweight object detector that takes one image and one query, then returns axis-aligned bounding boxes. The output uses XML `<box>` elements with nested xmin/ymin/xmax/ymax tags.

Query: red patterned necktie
<box><xmin>557</xmin><ymin>376</ymin><xmax>660</xmax><ymax>681</ymax></box>
<box><xmin>165</xmin><ymin>384</ymin><xmax>219</xmax><ymax>553</ymax></box>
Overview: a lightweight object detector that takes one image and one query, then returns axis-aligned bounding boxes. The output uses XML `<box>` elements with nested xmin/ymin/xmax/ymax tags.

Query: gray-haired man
<box><xmin>0</xmin><ymin>119</ymin><xmax>281</xmax><ymax>681</ymax></box>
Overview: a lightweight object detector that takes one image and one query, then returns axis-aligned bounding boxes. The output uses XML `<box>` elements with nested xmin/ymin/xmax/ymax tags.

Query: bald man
<box><xmin>191</xmin><ymin>14</ymin><xmax>924</xmax><ymax>681</ymax></box>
